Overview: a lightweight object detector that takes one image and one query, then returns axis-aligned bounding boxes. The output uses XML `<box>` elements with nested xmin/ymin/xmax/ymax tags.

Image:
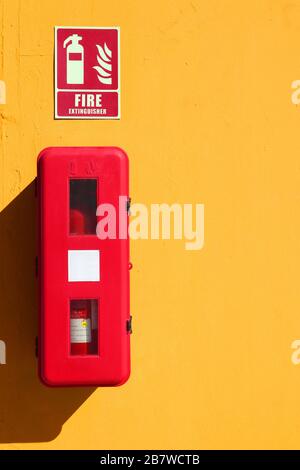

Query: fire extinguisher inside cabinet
<box><xmin>69</xmin><ymin>179</ymin><xmax>97</xmax><ymax>235</ymax></box>
<box><xmin>70</xmin><ymin>299</ymin><xmax>98</xmax><ymax>355</ymax></box>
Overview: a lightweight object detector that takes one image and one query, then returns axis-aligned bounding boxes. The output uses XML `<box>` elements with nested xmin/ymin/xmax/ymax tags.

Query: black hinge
<box><xmin>126</xmin><ymin>197</ymin><xmax>131</xmax><ymax>213</ymax></box>
<box><xmin>126</xmin><ymin>316</ymin><xmax>133</xmax><ymax>334</ymax></box>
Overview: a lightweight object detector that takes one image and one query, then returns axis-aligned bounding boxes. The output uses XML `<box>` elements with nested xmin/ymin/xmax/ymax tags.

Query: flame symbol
<box><xmin>93</xmin><ymin>43</ymin><xmax>112</xmax><ymax>85</ymax></box>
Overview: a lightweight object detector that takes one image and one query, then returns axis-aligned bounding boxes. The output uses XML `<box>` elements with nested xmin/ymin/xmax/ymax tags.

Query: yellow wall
<box><xmin>1</xmin><ymin>0</ymin><xmax>300</xmax><ymax>450</ymax></box>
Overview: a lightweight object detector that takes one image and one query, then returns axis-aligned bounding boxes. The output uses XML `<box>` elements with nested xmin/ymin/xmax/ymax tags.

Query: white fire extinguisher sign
<box><xmin>55</xmin><ymin>26</ymin><xmax>120</xmax><ymax>119</ymax></box>
<box><xmin>63</xmin><ymin>34</ymin><xmax>84</xmax><ymax>84</ymax></box>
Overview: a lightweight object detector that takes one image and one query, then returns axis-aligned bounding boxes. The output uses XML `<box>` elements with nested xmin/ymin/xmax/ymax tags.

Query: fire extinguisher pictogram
<box><xmin>63</xmin><ymin>34</ymin><xmax>84</xmax><ymax>85</ymax></box>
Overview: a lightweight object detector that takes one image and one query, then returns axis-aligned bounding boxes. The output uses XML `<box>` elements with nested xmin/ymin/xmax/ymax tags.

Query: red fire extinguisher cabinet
<box><xmin>37</xmin><ymin>147</ymin><xmax>131</xmax><ymax>386</ymax></box>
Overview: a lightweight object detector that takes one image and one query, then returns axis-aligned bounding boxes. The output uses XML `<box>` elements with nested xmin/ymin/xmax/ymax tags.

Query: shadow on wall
<box><xmin>0</xmin><ymin>181</ymin><xmax>95</xmax><ymax>443</ymax></box>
